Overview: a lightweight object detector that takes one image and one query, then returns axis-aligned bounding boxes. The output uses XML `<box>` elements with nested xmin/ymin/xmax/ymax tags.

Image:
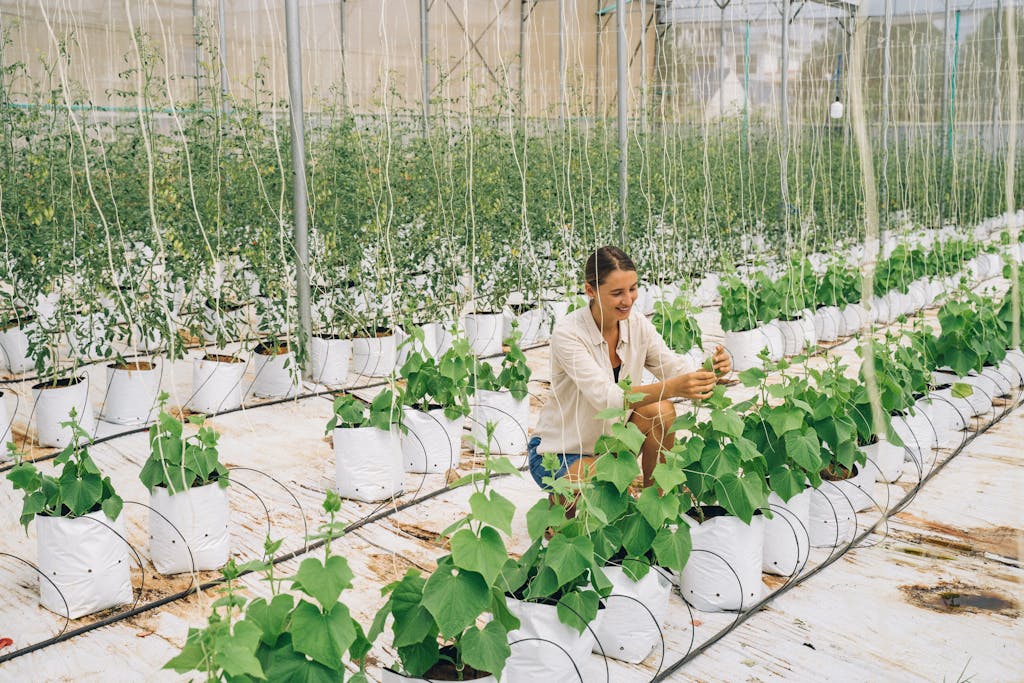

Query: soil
<box><xmin>202</xmin><ymin>354</ymin><xmax>244</xmax><ymax>364</ymax></box>
<box><xmin>420</xmin><ymin>657</ymin><xmax>491</xmax><ymax>681</ymax></box>
<box><xmin>508</xmin><ymin>303</ymin><xmax>536</xmax><ymax>316</ymax></box>
<box><xmin>900</xmin><ymin>582</ymin><xmax>1019</xmax><ymax>617</ymax></box>
<box><xmin>820</xmin><ymin>464</ymin><xmax>857</xmax><ymax>482</ymax></box>
<box><xmin>110</xmin><ymin>361</ymin><xmax>155</xmax><ymax>371</ymax></box>
<box><xmin>32</xmin><ymin>375</ymin><xmax>85</xmax><ymax>390</ymax></box>
<box><xmin>255</xmin><ymin>342</ymin><xmax>289</xmax><ymax>355</ymax></box>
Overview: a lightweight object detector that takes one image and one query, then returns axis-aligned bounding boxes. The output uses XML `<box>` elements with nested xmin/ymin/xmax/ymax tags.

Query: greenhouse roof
<box><xmin>660</xmin><ymin>0</ymin><xmax>1007</xmax><ymax>22</ymax></box>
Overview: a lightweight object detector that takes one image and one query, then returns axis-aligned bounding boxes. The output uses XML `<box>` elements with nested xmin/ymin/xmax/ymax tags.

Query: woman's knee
<box><xmin>631</xmin><ymin>400</ymin><xmax>676</xmax><ymax>431</ymax></box>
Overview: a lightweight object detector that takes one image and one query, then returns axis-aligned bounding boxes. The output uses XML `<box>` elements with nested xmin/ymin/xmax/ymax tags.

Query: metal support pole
<box><xmin>192</xmin><ymin>0</ymin><xmax>201</xmax><ymax>103</ymax></box>
<box><xmin>285</xmin><ymin>0</ymin><xmax>312</xmax><ymax>374</ymax></box>
<box><xmin>616</xmin><ymin>0</ymin><xmax>628</xmax><ymax>242</ymax></box>
<box><xmin>719</xmin><ymin>2</ymin><xmax>729</xmax><ymax>121</ymax></box>
<box><xmin>881</xmin><ymin>0</ymin><xmax>892</xmax><ymax>211</ymax></box>
<box><xmin>639</xmin><ymin>0</ymin><xmax>647</xmax><ymax>130</ymax></box>
<box><xmin>217</xmin><ymin>0</ymin><xmax>229</xmax><ymax>104</ymax></box>
<box><xmin>558</xmin><ymin>0</ymin><xmax>566</xmax><ymax>127</ymax></box>
<box><xmin>340</xmin><ymin>0</ymin><xmax>349</xmax><ymax>111</ymax></box>
<box><xmin>780</xmin><ymin>0</ymin><xmax>790</xmax><ymax>237</ymax></box>
<box><xmin>596</xmin><ymin>3</ymin><xmax>603</xmax><ymax>118</ymax></box>
<box><xmin>420</xmin><ymin>0</ymin><xmax>429</xmax><ymax>136</ymax></box>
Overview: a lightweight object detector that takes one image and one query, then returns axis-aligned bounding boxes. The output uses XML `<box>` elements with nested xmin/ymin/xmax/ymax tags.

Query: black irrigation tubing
<box><xmin>651</xmin><ymin>384</ymin><xmax>1024</xmax><ymax>683</ymax></box>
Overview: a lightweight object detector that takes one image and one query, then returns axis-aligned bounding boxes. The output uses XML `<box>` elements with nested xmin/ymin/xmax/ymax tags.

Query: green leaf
<box><xmin>543</xmin><ymin>534</ymin><xmax>593</xmax><ymax>586</ymax></box>
<box><xmin>766</xmin><ymin>407</ymin><xmax>806</xmax><ymax>437</ymax></box>
<box><xmin>246</xmin><ymin>594</ymin><xmax>295</xmax><ymax>647</ymax></box>
<box><xmin>258</xmin><ymin>633</ymin><xmax>338</xmax><ymax>683</ymax></box>
<box><xmin>289</xmin><ymin>599</ymin><xmax>357</xmax><ymax>669</ymax></box>
<box><xmin>609</xmin><ymin>422</ymin><xmax>647</xmax><ymax>454</ymax></box>
<box><xmin>593</xmin><ymin>453</ymin><xmax>641</xmax><ymax>493</ymax></box>
<box><xmin>951</xmin><ymin>382</ymin><xmax>974</xmax><ymax>399</ymax></box>
<box><xmin>651</xmin><ymin>461</ymin><xmax>687</xmax><ymax>492</ymax></box>
<box><xmin>710</xmin><ymin>409</ymin><xmax>744</xmax><ymax>439</ymax></box>
<box><xmin>421</xmin><ymin>556</ymin><xmax>491</xmax><ymax>639</ymax></box>
<box><xmin>595</xmin><ymin>406</ymin><xmax>628</xmax><ymax>421</ymax></box>
<box><xmin>388</xmin><ymin>572</ymin><xmax>437</xmax><ymax>648</ymax></box>
<box><xmin>6</xmin><ymin>462</ymin><xmax>41</xmax><ymax>492</ymax></box>
<box><xmin>469</xmin><ymin>490</ymin><xmax>515</xmax><ymax>536</ymax></box>
<box><xmin>617</xmin><ymin>512</ymin><xmax>657</xmax><ymax>558</ymax></box>
<box><xmin>215</xmin><ymin>619</ymin><xmax>265</xmax><ymax>679</ymax></box>
<box><xmin>460</xmin><ymin>620</ymin><xmax>511</xmax><ymax>678</ymax></box>
<box><xmin>450</xmin><ymin>527</ymin><xmax>508</xmax><ymax>586</ymax></box>
<box><xmin>556</xmin><ymin>589</ymin><xmax>600</xmax><ymax>634</ymax></box>
<box><xmin>100</xmin><ymin>494</ymin><xmax>123</xmax><ymax>522</ymax></box>
<box><xmin>525</xmin><ymin>498</ymin><xmax>568</xmax><ymax>539</ymax></box>
<box><xmin>651</xmin><ymin>525</ymin><xmax>692</xmax><ymax>573</ymax></box>
<box><xmin>714</xmin><ymin>473</ymin><xmax>766</xmax><ymax>524</ymax></box>
<box><xmin>60</xmin><ymin>474</ymin><xmax>102</xmax><ymax>516</ymax></box>
<box><xmin>783</xmin><ymin>430</ymin><xmax>821</xmax><ymax>471</ymax></box>
<box><xmin>636</xmin><ymin>487</ymin><xmax>680</xmax><ymax>528</ymax></box>
<box><xmin>395</xmin><ymin>639</ymin><xmax>440</xmax><ymax>678</ymax></box>
<box><xmin>292</xmin><ymin>556</ymin><xmax>353</xmax><ymax>610</ymax></box>
<box><xmin>738</xmin><ymin>367</ymin><xmax>767</xmax><ymax>387</ymax></box>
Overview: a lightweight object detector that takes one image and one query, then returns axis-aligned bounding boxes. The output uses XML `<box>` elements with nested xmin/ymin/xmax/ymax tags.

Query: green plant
<box><xmin>651</xmin><ymin>295</ymin><xmax>703</xmax><ymax>353</ymax></box>
<box><xmin>369</xmin><ymin>428</ymin><xmax>522</xmax><ymax>679</ymax></box>
<box><xmin>665</xmin><ymin>386</ymin><xmax>768</xmax><ymax>523</ymax></box>
<box><xmin>718</xmin><ymin>276</ymin><xmax>760</xmax><ymax>333</ymax></box>
<box><xmin>165</xmin><ymin>494</ymin><xmax>372</xmax><ymax>681</ymax></box>
<box><xmin>803</xmin><ymin>360</ymin><xmax>872</xmax><ymax>473</ymax></box>
<box><xmin>138</xmin><ymin>395</ymin><xmax>229</xmax><ymax>495</ymax></box>
<box><xmin>399</xmin><ymin>331</ymin><xmax>474</xmax><ymax>420</ymax></box>
<box><xmin>926</xmin><ymin>293</ymin><xmax>1008</xmax><ymax>376</ymax></box>
<box><xmin>6</xmin><ymin>409</ymin><xmax>123</xmax><ymax>529</ymax></box>
<box><xmin>326</xmin><ymin>388</ymin><xmax>406</xmax><ymax>433</ymax></box>
<box><xmin>470</xmin><ymin>331</ymin><xmax>532</xmax><ymax>401</ymax></box>
<box><xmin>815</xmin><ymin>262</ymin><xmax>860</xmax><ymax>308</ymax></box>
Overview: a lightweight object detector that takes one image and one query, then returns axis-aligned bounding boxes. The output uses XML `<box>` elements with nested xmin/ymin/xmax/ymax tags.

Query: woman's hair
<box><xmin>584</xmin><ymin>246</ymin><xmax>636</xmax><ymax>289</ymax></box>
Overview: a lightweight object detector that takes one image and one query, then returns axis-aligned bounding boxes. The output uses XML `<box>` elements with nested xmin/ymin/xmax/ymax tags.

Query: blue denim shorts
<box><xmin>527</xmin><ymin>436</ymin><xmax>584</xmax><ymax>491</ymax></box>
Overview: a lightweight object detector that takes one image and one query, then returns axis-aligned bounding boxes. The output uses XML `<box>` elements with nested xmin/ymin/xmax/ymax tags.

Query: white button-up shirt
<box><xmin>533</xmin><ymin>305</ymin><xmax>698</xmax><ymax>455</ymax></box>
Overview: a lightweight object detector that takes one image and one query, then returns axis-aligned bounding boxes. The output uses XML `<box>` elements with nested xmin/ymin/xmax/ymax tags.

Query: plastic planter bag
<box><xmin>36</xmin><ymin>511</ymin><xmax>133</xmax><ymax>619</ymax></box>
<box><xmin>763</xmin><ymin>489</ymin><xmax>811</xmax><ymax>576</ymax></box>
<box><xmin>679</xmin><ymin>509</ymin><xmax>765</xmax><ymax>612</ymax></box>
<box><xmin>149</xmin><ymin>483</ymin><xmax>231</xmax><ymax>575</ymax></box>
<box><xmin>592</xmin><ymin>565</ymin><xmax>673</xmax><ymax>663</ymax></box>
<box><xmin>470</xmin><ymin>390</ymin><xmax>529</xmax><ymax>456</ymax></box>
<box><xmin>504</xmin><ymin>598</ymin><xmax>599</xmax><ymax>681</ymax></box>
<box><xmin>860</xmin><ymin>439</ymin><xmax>905</xmax><ymax>483</ymax></box>
<box><xmin>334</xmin><ymin>426</ymin><xmax>403</xmax><ymax>502</ymax></box>
<box><xmin>401</xmin><ymin>407</ymin><xmax>463</xmax><ymax>474</ymax></box>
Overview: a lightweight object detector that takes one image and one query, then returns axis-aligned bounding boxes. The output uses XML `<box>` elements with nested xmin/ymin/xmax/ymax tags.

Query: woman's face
<box><xmin>586</xmin><ymin>268</ymin><xmax>639</xmax><ymax>323</ymax></box>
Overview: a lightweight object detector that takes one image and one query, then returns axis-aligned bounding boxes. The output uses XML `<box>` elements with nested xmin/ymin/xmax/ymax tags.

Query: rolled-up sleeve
<box><xmin>550</xmin><ymin>328</ymin><xmax>625</xmax><ymax>413</ymax></box>
<box><xmin>642</xmin><ymin>316</ymin><xmax>699</xmax><ymax>380</ymax></box>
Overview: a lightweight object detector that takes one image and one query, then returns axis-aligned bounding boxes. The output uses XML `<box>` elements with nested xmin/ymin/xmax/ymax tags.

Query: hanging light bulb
<box><xmin>830</xmin><ymin>96</ymin><xmax>844</xmax><ymax>119</ymax></box>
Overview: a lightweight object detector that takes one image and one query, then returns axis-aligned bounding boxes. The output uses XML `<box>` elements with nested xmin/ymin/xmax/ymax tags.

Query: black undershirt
<box><xmin>613</xmin><ymin>364</ymin><xmax>621</xmax><ymax>383</ymax></box>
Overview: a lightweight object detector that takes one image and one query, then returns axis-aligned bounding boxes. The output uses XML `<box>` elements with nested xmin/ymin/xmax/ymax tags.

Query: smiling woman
<box><xmin>529</xmin><ymin>246</ymin><xmax>732</xmax><ymax>499</ymax></box>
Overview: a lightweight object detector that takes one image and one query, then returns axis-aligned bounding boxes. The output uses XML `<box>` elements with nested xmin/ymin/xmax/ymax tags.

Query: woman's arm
<box><xmin>627</xmin><ymin>369</ymin><xmax>719</xmax><ymax>407</ymax></box>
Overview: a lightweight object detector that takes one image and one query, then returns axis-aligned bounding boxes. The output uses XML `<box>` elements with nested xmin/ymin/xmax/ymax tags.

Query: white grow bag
<box><xmin>470</xmin><ymin>389</ymin><xmax>529</xmax><ymax>455</ymax></box>
<box><xmin>932</xmin><ymin>370</ymin><xmax>995</xmax><ymax>416</ymax></box>
<box><xmin>1</xmin><ymin>389</ymin><xmax>15</xmax><ymax>457</ymax></box>
<box><xmin>840</xmin><ymin>303</ymin><xmax>869</xmax><ymax>336</ymax></box>
<box><xmin>401</xmin><ymin>406</ymin><xmax>463</xmax><ymax>473</ymax></box>
<box><xmin>760</xmin><ymin>322</ymin><xmax>786</xmax><ymax>361</ymax></box>
<box><xmin>33</xmin><ymin>376</ymin><xmax>96</xmax><ymax>448</ymax></box>
<box><xmin>919</xmin><ymin>391</ymin><xmax>971</xmax><ymax>449</ymax></box>
<box><xmin>1001</xmin><ymin>349</ymin><xmax>1024</xmax><ymax>385</ymax></box>
<box><xmin>99</xmin><ymin>362</ymin><xmax>161</xmax><ymax>426</ymax></box>
<box><xmin>592</xmin><ymin>565</ymin><xmax>673</xmax><ymax>664</ymax></box>
<box><xmin>0</xmin><ymin>322</ymin><xmax>33</xmax><ymax>373</ymax></box>
<box><xmin>149</xmin><ymin>483</ymin><xmax>231</xmax><ymax>575</ymax></box>
<box><xmin>723</xmin><ymin>328</ymin><xmax>771</xmax><ymax>372</ymax></box>
<box><xmin>310</xmin><ymin>336</ymin><xmax>351</xmax><ymax>387</ymax></box>
<box><xmin>351</xmin><ymin>332</ymin><xmax>400</xmax><ymax>378</ymax></box>
<box><xmin>773</xmin><ymin>318</ymin><xmax>806</xmax><ymax>357</ymax></box>
<box><xmin>504</xmin><ymin>597</ymin><xmax>599</xmax><ymax>682</ymax></box>
<box><xmin>334</xmin><ymin>426</ymin><xmax>403</xmax><ymax>502</ymax></box>
<box><xmin>189</xmin><ymin>355</ymin><xmax>245</xmax><ymax>415</ymax></box>
<box><xmin>678</xmin><ymin>510</ymin><xmax>765</xmax><ymax>612</ymax></box>
<box><xmin>464</xmin><ymin>313</ymin><xmax>505</xmax><ymax>357</ymax></box>
<box><xmin>892</xmin><ymin>411</ymin><xmax>937</xmax><ymax>470</ymax></box>
<box><xmin>505</xmin><ymin>307</ymin><xmax>550</xmax><ymax>346</ymax></box>
<box><xmin>995</xmin><ymin>357</ymin><xmax>1023</xmax><ymax>389</ymax></box>
<box><xmin>763</xmin><ymin>489</ymin><xmax>811</xmax><ymax>576</ymax></box>
<box><xmin>36</xmin><ymin>511</ymin><xmax>133</xmax><ymax>619</ymax></box>
<box><xmin>250</xmin><ymin>348</ymin><xmax>300</xmax><ymax>399</ymax></box>
<box><xmin>860</xmin><ymin>438</ymin><xmax>905</xmax><ymax>483</ymax></box>
<box><xmin>813</xmin><ymin>306</ymin><xmax>842</xmax><ymax>343</ymax></box>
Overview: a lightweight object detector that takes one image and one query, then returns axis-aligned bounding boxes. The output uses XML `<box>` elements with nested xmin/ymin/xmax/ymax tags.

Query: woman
<box><xmin>529</xmin><ymin>246</ymin><xmax>731</xmax><ymax>494</ymax></box>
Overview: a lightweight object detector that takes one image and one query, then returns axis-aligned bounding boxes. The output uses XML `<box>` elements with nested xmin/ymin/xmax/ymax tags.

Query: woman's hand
<box><xmin>711</xmin><ymin>345</ymin><xmax>732</xmax><ymax>378</ymax></box>
<box><xmin>673</xmin><ymin>370</ymin><xmax>718</xmax><ymax>401</ymax></box>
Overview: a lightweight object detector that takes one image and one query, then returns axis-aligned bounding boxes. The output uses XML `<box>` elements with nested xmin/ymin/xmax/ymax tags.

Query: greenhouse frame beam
<box><xmin>438</xmin><ymin>0</ymin><xmax>508</xmax><ymax>95</ymax></box>
<box><xmin>420</xmin><ymin>0</ymin><xmax>429</xmax><ymax>135</ymax></box>
<box><xmin>340</xmin><ymin>0</ymin><xmax>349</xmax><ymax>111</ymax></box>
<box><xmin>881</xmin><ymin>0</ymin><xmax>892</xmax><ymax>209</ymax></box>
<box><xmin>617</xmin><ymin>0</ymin><xmax>628</xmax><ymax>241</ymax></box>
<box><xmin>285</xmin><ymin>0</ymin><xmax>312</xmax><ymax>372</ymax></box>
<box><xmin>780</xmin><ymin>0</ymin><xmax>791</xmax><ymax>238</ymax></box>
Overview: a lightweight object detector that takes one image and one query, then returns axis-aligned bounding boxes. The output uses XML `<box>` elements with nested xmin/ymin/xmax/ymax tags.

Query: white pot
<box><xmin>773</xmin><ymin>318</ymin><xmax>806</xmax><ymax>357</ymax></box>
<box><xmin>763</xmin><ymin>489</ymin><xmax>811</xmax><ymax>576</ymax></box>
<box><xmin>129</xmin><ymin>324</ymin><xmax>166</xmax><ymax>354</ymax></box>
<box><xmin>0</xmin><ymin>389</ymin><xmax>14</xmax><ymax>457</ymax></box>
<box><xmin>808</xmin><ymin>465</ymin><xmax>872</xmax><ymax>547</ymax></box>
<box><xmin>310</xmin><ymin>336</ymin><xmax>351</xmax><ymax>388</ymax></box>
<box><xmin>638</xmin><ymin>286</ymin><xmax>656</xmax><ymax>316</ymax></box>
<box><xmin>932</xmin><ymin>371</ymin><xmax>993</xmax><ymax>416</ymax></box>
<box><xmin>761</xmin><ymin>322</ymin><xmax>786</xmax><ymax>361</ymax></box>
<box><xmin>334</xmin><ymin>426</ymin><xmax>403</xmax><ymax>502</ymax></box>
<box><xmin>1001</xmin><ymin>350</ymin><xmax>1024</xmax><ymax>386</ymax></box>
<box><xmin>36</xmin><ymin>511</ymin><xmax>132</xmax><ymax>619</ymax></box>
<box><xmin>891</xmin><ymin>410</ymin><xmax>937</xmax><ymax>470</ymax></box>
<box><xmin>0</xmin><ymin>322</ymin><xmax>33</xmax><ymax>373</ymax></box>
<box><xmin>679</xmin><ymin>509</ymin><xmax>765</xmax><ymax>612</ymax></box>
<box><xmin>396</xmin><ymin>323</ymin><xmax>444</xmax><ymax>368</ymax></box>
<box><xmin>996</xmin><ymin>357</ymin><xmax>1024</xmax><ymax>389</ymax></box>
<box><xmin>505</xmin><ymin>307</ymin><xmax>549</xmax><ymax>346</ymax></box>
<box><xmin>470</xmin><ymin>389</ymin><xmax>529</xmax><ymax>455</ymax></box>
<box><xmin>694</xmin><ymin>273</ymin><xmax>721</xmax><ymax>306</ymax></box>
<box><xmin>351</xmin><ymin>332</ymin><xmax>400</xmax><ymax>379</ymax></box>
<box><xmin>907</xmin><ymin>279</ymin><xmax>929</xmax><ymax>311</ymax></box>
<box><xmin>149</xmin><ymin>483</ymin><xmax>231</xmax><ymax>575</ymax></box>
<box><xmin>544</xmin><ymin>299</ymin><xmax>571</xmax><ymax>329</ymax></box>
<box><xmin>723</xmin><ymin>328</ymin><xmax>771</xmax><ymax>372</ymax></box>
<box><xmin>980</xmin><ymin>365</ymin><xmax>1013</xmax><ymax>398</ymax></box>
<box><xmin>98</xmin><ymin>361</ymin><xmax>161</xmax><ymax>426</ymax></box>
<box><xmin>33</xmin><ymin>376</ymin><xmax>96</xmax><ymax>448</ymax></box>
<box><xmin>926</xmin><ymin>278</ymin><xmax>946</xmax><ymax>306</ymax></box>
<box><xmin>189</xmin><ymin>354</ymin><xmax>245</xmax><ymax>415</ymax></box>
<box><xmin>592</xmin><ymin>565</ymin><xmax>673</xmax><ymax>663</ymax></box>
<box><xmin>860</xmin><ymin>438</ymin><xmax>905</xmax><ymax>483</ymax></box>
<box><xmin>401</xmin><ymin>406</ymin><xmax>463</xmax><ymax>473</ymax></box>
<box><xmin>250</xmin><ymin>347</ymin><xmax>300</xmax><ymax>399</ymax></box>
<box><xmin>841</xmin><ymin>302</ymin><xmax>869</xmax><ymax>335</ymax></box>
<box><xmin>505</xmin><ymin>597</ymin><xmax>598</xmax><ymax>681</ymax></box>
<box><xmin>464</xmin><ymin>313</ymin><xmax>505</xmax><ymax>357</ymax></box>
<box><xmin>870</xmin><ymin>295</ymin><xmax>895</xmax><ymax>324</ymax></box>
<box><xmin>813</xmin><ymin>306</ymin><xmax>842</xmax><ymax>343</ymax></box>
<box><xmin>920</xmin><ymin>391</ymin><xmax>971</xmax><ymax>448</ymax></box>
